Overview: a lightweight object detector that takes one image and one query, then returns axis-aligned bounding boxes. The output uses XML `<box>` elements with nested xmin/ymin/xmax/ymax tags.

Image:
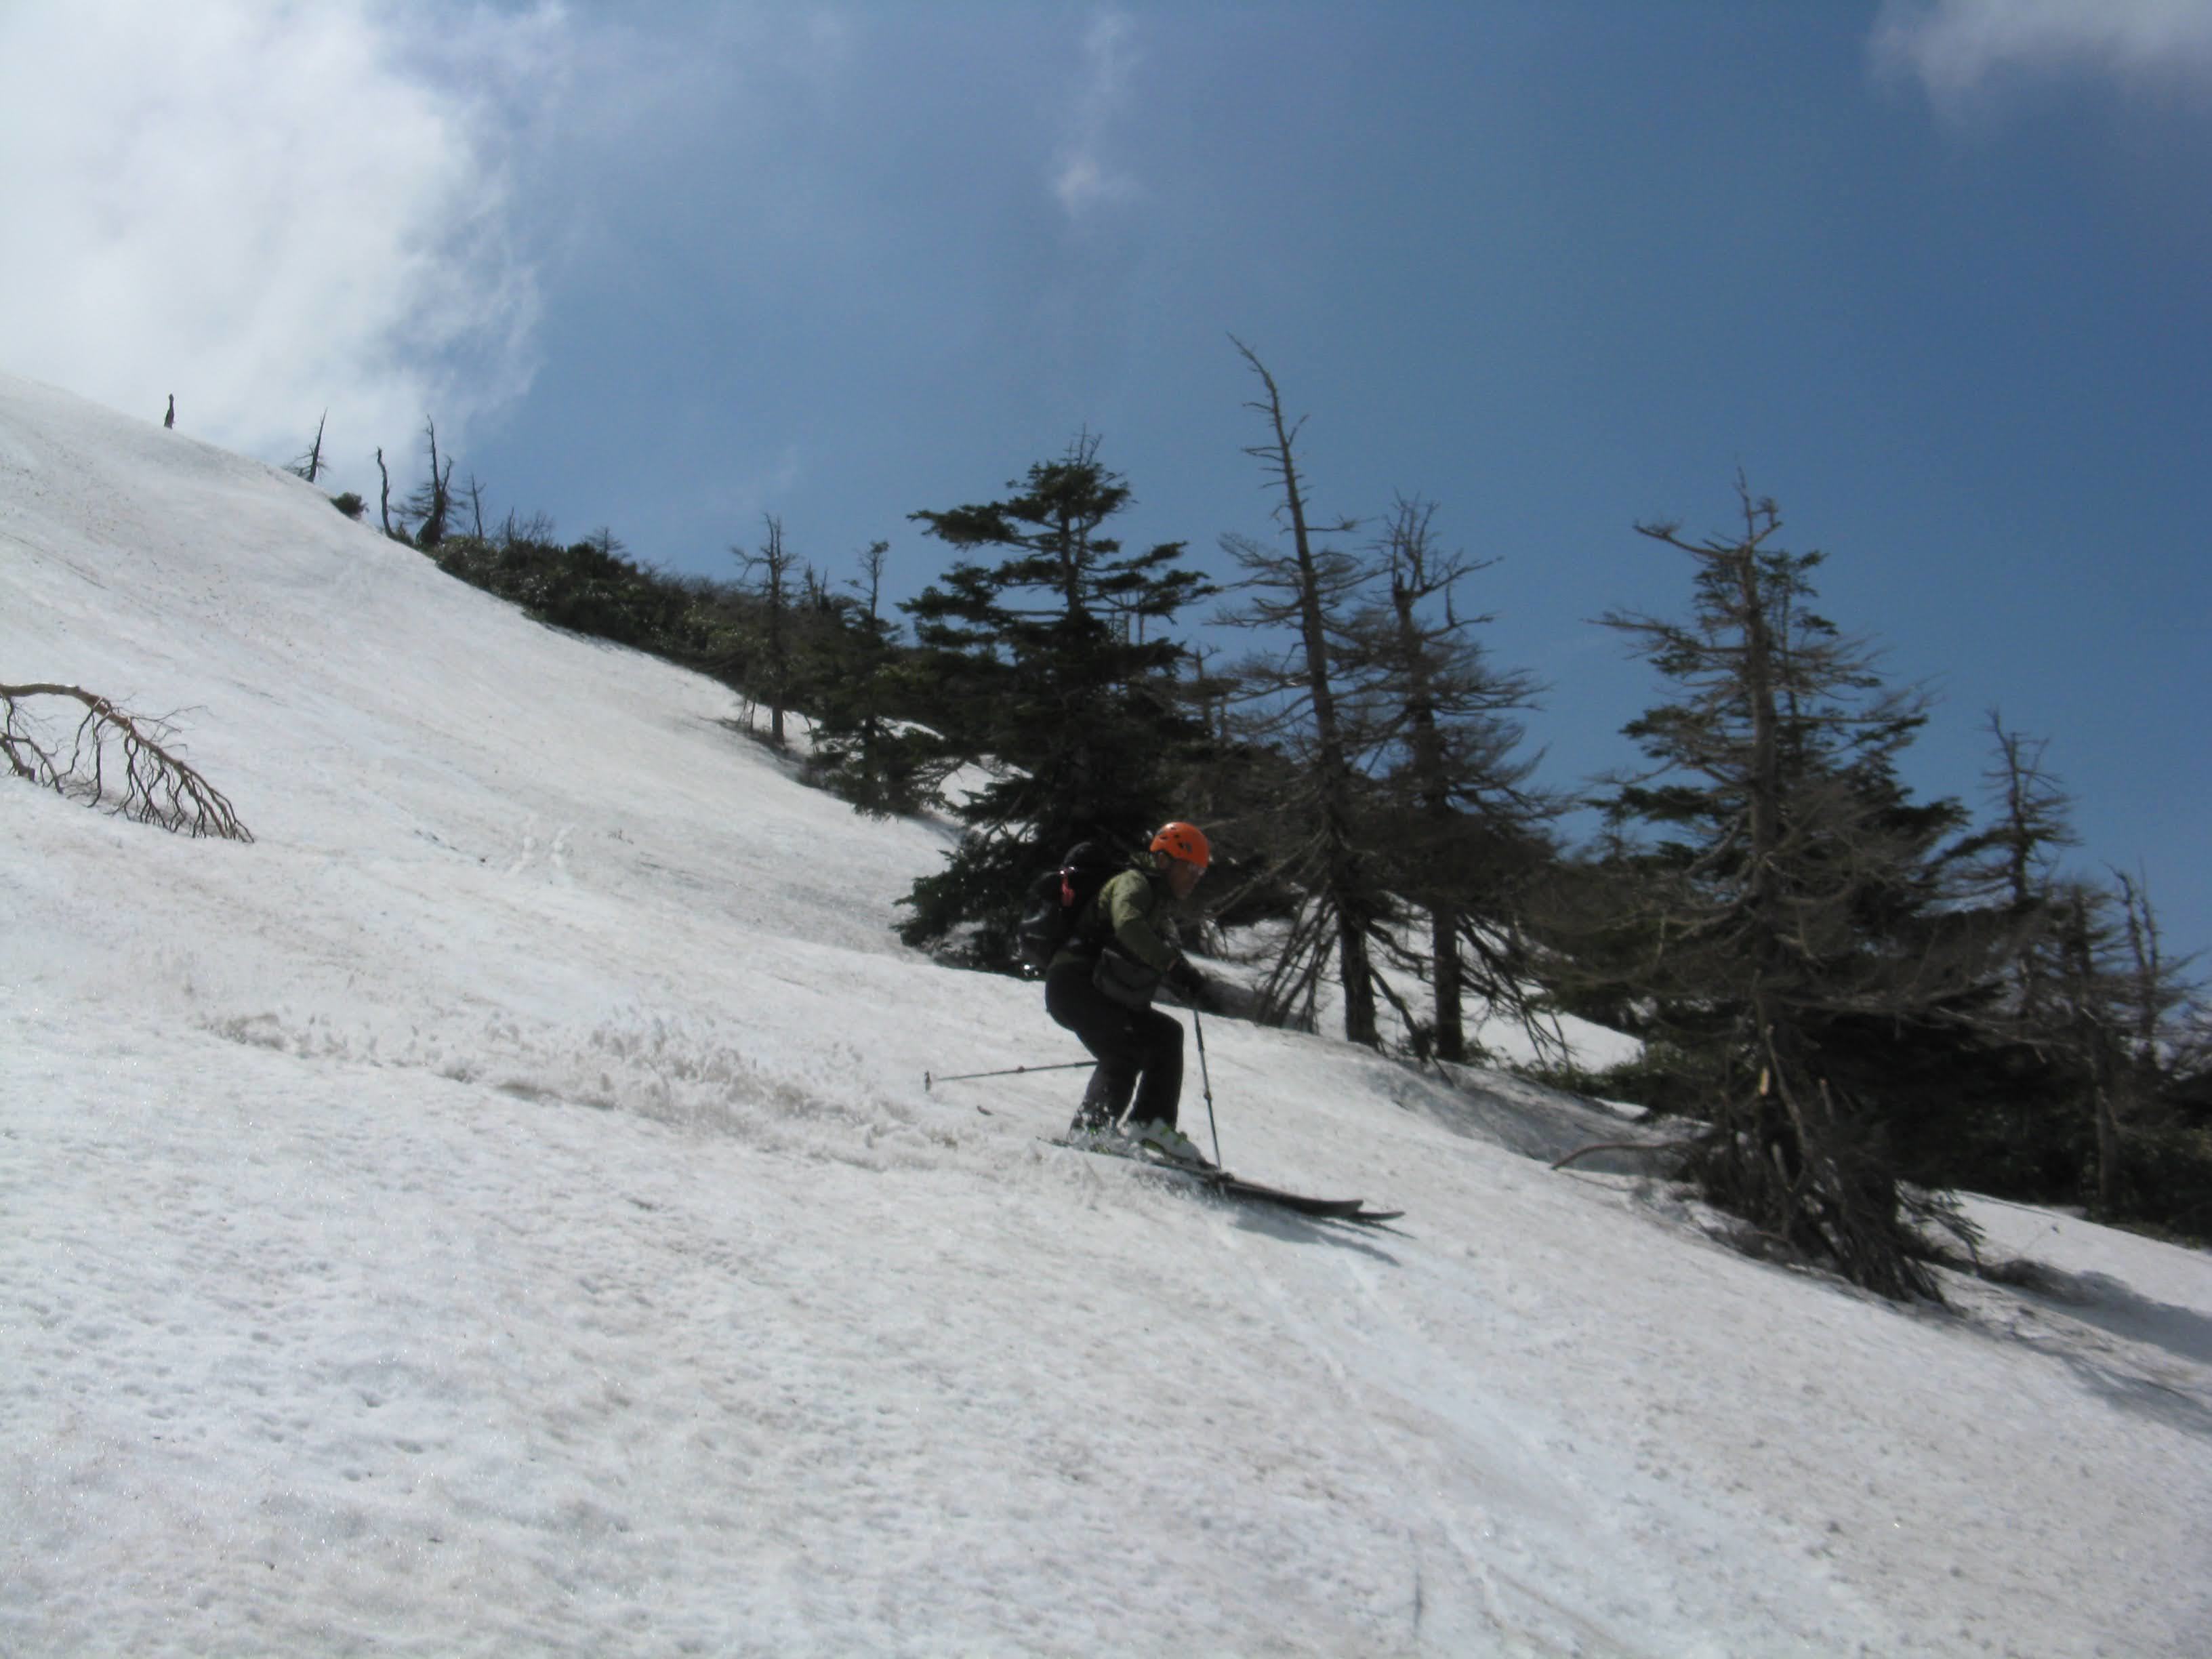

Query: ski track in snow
<box><xmin>4</xmin><ymin>371</ymin><xmax>2211</xmax><ymax>1656</ymax></box>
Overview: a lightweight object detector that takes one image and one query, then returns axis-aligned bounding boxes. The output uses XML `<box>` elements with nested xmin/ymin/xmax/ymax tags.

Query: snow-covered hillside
<box><xmin>4</xmin><ymin>372</ymin><xmax>2208</xmax><ymax>1657</ymax></box>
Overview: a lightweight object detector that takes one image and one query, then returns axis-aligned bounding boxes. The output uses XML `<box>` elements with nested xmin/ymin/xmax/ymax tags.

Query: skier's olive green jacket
<box><xmin>1048</xmin><ymin>860</ymin><xmax>1183</xmax><ymax>977</ymax></box>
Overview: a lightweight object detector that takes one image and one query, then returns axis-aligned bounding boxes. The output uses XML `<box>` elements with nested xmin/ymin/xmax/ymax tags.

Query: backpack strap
<box><xmin>1062</xmin><ymin>861</ymin><xmax>1127</xmax><ymax>954</ymax></box>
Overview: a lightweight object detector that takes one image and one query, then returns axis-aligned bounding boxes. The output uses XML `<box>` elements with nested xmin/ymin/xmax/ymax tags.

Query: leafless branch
<box><xmin>1</xmin><ymin>683</ymin><xmax>253</xmax><ymax>841</ymax></box>
<box><xmin>1550</xmin><ymin>1139</ymin><xmax>1687</xmax><ymax>1172</ymax></box>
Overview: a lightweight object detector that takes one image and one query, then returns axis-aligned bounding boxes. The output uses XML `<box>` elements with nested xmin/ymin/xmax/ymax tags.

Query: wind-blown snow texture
<box><xmin>3</xmin><ymin>372</ymin><xmax>2208</xmax><ymax>1656</ymax></box>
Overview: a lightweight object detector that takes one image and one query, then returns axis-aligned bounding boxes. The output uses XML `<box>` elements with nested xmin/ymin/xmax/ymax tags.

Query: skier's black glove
<box><xmin>1167</xmin><ymin>958</ymin><xmax>1208</xmax><ymax>1007</ymax></box>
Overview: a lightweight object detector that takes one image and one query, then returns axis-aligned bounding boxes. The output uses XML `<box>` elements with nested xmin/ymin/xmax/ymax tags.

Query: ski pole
<box><xmin>924</xmin><ymin>1059</ymin><xmax>1092</xmax><ymax>1092</ymax></box>
<box><xmin>1192</xmin><ymin>1009</ymin><xmax>1222</xmax><ymax>1168</ymax></box>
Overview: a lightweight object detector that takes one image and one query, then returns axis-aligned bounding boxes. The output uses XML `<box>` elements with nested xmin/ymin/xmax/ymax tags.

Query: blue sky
<box><xmin>5</xmin><ymin>1</ymin><xmax>2208</xmax><ymax>957</ymax></box>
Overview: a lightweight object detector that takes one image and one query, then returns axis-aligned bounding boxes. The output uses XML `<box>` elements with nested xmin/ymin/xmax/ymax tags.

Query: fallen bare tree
<box><xmin>1</xmin><ymin>683</ymin><xmax>252</xmax><ymax>842</ymax></box>
<box><xmin>1549</xmin><ymin>1138</ymin><xmax>1689</xmax><ymax>1172</ymax></box>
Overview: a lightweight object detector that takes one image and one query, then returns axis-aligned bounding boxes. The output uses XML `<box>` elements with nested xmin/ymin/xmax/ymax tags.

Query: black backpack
<box><xmin>1014</xmin><ymin>841</ymin><xmax>1124</xmax><ymax>975</ymax></box>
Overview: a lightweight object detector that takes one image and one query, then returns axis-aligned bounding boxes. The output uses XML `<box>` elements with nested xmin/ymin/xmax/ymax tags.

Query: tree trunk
<box><xmin>2093</xmin><ymin>1081</ymin><xmax>2121</xmax><ymax>1216</ymax></box>
<box><xmin>742</xmin><ymin>516</ymin><xmax>794</xmax><ymax>747</ymax></box>
<box><xmin>1431</xmin><ymin>901</ymin><xmax>1465</xmax><ymax>1062</ymax></box>
<box><xmin>1733</xmin><ymin>526</ymin><xmax>1784</xmax><ymax>922</ymax></box>
<box><xmin>1239</xmin><ymin>344</ymin><xmax>1376</xmax><ymax>1046</ymax></box>
<box><xmin>1393</xmin><ymin>559</ymin><xmax>1464</xmax><ymax>1061</ymax></box>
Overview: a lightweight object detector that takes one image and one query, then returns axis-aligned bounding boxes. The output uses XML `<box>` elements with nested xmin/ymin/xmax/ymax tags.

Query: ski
<box><xmin>1046</xmin><ymin>1138</ymin><xmax>1401</xmax><ymax>1225</ymax></box>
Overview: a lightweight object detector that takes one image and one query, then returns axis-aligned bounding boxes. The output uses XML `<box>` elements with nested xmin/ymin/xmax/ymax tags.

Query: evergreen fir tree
<box><xmin>1338</xmin><ymin>496</ymin><xmax>1558</xmax><ymax>1064</ymax></box>
<box><xmin>805</xmin><ymin>540</ymin><xmax>932</xmax><ymax>817</ymax></box>
<box><xmin>895</xmin><ymin>436</ymin><xmax>1213</xmax><ymax>966</ymax></box>
<box><xmin>1582</xmin><ymin>480</ymin><xmax>2005</xmax><ymax>1299</ymax></box>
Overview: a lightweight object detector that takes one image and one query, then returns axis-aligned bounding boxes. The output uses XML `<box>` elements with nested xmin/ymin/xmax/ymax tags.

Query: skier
<box><xmin>1044</xmin><ymin>821</ymin><xmax>1215</xmax><ymax>1166</ymax></box>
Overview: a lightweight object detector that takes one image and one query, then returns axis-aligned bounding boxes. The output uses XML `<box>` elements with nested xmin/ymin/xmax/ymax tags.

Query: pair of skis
<box><xmin>1048</xmin><ymin>1136</ymin><xmax>1401</xmax><ymax>1227</ymax></box>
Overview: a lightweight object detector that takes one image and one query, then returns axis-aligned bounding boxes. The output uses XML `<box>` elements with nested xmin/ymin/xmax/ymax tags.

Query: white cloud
<box><xmin>0</xmin><ymin>1</ymin><xmax>564</xmax><ymax>485</ymax></box>
<box><xmin>1873</xmin><ymin>0</ymin><xmax>2212</xmax><ymax>111</ymax></box>
<box><xmin>1052</xmin><ymin>10</ymin><xmax>1141</xmax><ymax>219</ymax></box>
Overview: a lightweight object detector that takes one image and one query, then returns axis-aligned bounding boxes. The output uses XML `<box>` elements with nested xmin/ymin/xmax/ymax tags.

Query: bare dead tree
<box><xmin>851</xmin><ymin>537</ymin><xmax>890</xmax><ymax>624</ymax></box>
<box><xmin>1</xmin><ymin>684</ymin><xmax>252</xmax><ymax>841</ymax></box>
<box><xmin>838</xmin><ymin>535</ymin><xmax>895</xmax><ymax>750</ymax></box>
<box><xmin>1346</xmin><ymin>494</ymin><xmax>1557</xmax><ymax>1064</ymax></box>
<box><xmin>375</xmin><ymin>447</ymin><xmax>396</xmax><ymax>538</ymax></box>
<box><xmin>2053</xmin><ymin>867</ymin><xmax>2202</xmax><ymax>1216</ymax></box>
<box><xmin>288</xmin><ymin>411</ymin><xmax>329</xmax><ymax>483</ymax></box>
<box><xmin>1218</xmin><ymin>337</ymin><xmax>1382</xmax><ymax>1045</ymax></box>
<box><xmin>1959</xmin><ymin>710</ymin><xmax>2078</xmax><ymax>1020</ymax></box>
<box><xmin>1186</xmin><ymin>642</ymin><xmax>1229</xmax><ymax>744</ymax></box>
<box><xmin>499</xmin><ymin>508</ymin><xmax>558</xmax><ymax>548</ymax></box>
<box><xmin>406</xmin><ymin>417</ymin><xmax>455</xmax><ymax>548</ymax></box>
<box><xmin>463</xmin><ymin>474</ymin><xmax>489</xmax><ymax>541</ymax></box>
<box><xmin>740</xmin><ymin>514</ymin><xmax>797</xmax><ymax>746</ymax></box>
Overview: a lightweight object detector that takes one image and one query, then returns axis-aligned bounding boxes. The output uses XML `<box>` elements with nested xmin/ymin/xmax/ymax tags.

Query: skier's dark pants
<box><xmin>1044</xmin><ymin>958</ymin><xmax>1184</xmax><ymax>1132</ymax></box>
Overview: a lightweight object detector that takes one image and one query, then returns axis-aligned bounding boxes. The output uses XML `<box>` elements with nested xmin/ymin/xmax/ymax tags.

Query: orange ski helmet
<box><xmin>1149</xmin><ymin>821</ymin><xmax>1211</xmax><ymax>871</ymax></box>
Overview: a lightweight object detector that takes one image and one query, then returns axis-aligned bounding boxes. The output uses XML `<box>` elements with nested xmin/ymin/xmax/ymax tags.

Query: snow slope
<box><xmin>4</xmin><ymin>372</ymin><xmax>2208</xmax><ymax>1657</ymax></box>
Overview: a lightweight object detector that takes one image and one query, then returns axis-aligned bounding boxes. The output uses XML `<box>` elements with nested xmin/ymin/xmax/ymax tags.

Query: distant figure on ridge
<box><xmin>163</xmin><ymin>394</ymin><xmax>173</xmax><ymax>430</ymax></box>
<box><xmin>1044</xmin><ymin>821</ymin><xmax>1215</xmax><ymax>1167</ymax></box>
